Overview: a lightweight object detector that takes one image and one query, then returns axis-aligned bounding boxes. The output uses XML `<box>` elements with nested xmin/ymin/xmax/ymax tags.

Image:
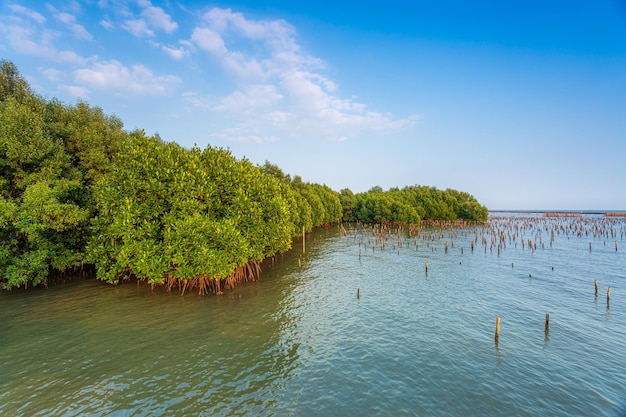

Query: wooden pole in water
<box><xmin>545</xmin><ymin>313</ymin><xmax>550</xmax><ymax>332</ymax></box>
<box><xmin>607</xmin><ymin>286</ymin><xmax>611</xmax><ymax>305</ymax></box>
<box><xmin>425</xmin><ymin>261</ymin><xmax>429</xmax><ymax>273</ymax></box>
<box><xmin>495</xmin><ymin>316</ymin><xmax>501</xmax><ymax>343</ymax></box>
<box><xmin>357</xmin><ymin>288</ymin><xmax>360</xmax><ymax>299</ymax></box>
<box><xmin>595</xmin><ymin>279</ymin><xmax>599</xmax><ymax>297</ymax></box>
<box><xmin>302</xmin><ymin>225</ymin><xmax>306</xmax><ymax>253</ymax></box>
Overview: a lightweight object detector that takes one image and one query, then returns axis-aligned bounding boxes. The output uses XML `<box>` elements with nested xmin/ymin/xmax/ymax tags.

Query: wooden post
<box><xmin>357</xmin><ymin>288</ymin><xmax>360</xmax><ymax>299</ymax></box>
<box><xmin>545</xmin><ymin>313</ymin><xmax>550</xmax><ymax>332</ymax></box>
<box><xmin>495</xmin><ymin>316</ymin><xmax>501</xmax><ymax>343</ymax></box>
<box><xmin>425</xmin><ymin>261</ymin><xmax>429</xmax><ymax>273</ymax></box>
<box><xmin>607</xmin><ymin>286</ymin><xmax>611</xmax><ymax>305</ymax></box>
<box><xmin>594</xmin><ymin>279</ymin><xmax>598</xmax><ymax>297</ymax></box>
<box><xmin>495</xmin><ymin>316</ymin><xmax>501</xmax><ymax>342</ymax></box>
<box><xmin>302</xmin><ymin>225</ymin><xmax>306</xmax><ymax>253</ymax></box>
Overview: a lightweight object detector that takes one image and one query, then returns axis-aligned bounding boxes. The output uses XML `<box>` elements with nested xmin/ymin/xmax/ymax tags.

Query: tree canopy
<box><xmin>0</xmin><ymin>60</ymin><xmax>126</xmax><ymax>289</ymax></box>
<box><xmin>339</xmin><ymin>185</ymin><xmax>488</xmax><ymax>223</ymax></box>
<box><xmin>0</xmin><ymin>59</ymin><xmax>487</xmax><ymax>293</ymax></box>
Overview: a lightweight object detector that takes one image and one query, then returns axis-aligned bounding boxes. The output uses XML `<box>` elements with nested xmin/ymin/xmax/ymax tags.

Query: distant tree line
<box><xmin>339</xmin><ymin>186</ymin><xmax>488</xmax><ymax>225</ymax></box>
<box><xmin>0</xmin><ymin>60</ymin><xmax>487</xmax><ymax>293</ymax></box>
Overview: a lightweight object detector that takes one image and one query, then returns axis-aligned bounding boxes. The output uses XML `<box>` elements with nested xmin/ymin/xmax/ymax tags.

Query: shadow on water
<box><xmin>0</xmin><ymin>264</ymin><xmax>305</xmax><ymax>416</ymax></box>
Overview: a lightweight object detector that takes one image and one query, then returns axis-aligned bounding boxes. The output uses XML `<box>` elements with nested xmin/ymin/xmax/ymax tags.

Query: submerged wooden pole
<box><xmin>495</xmin><ymin>316</ymin><xmax>501</xmax><ymax>343</ymax></box>
<box><xmin>425</xmin><ymin>261</ymin><xmax>429</xmax><ymax>273</ymax></box>
<box><xmin>607</xmin><ymin>286</ymin><xmax>611</xmax><ymax>305</ymax></box>
<box><xmin>595</xmin><ymin>279</ymin><xmax>599</xmax><ymax>297</ymax></box>
<box><xmin>357</xmin><ymin>288</ymin><xmax>360</xmax><ymax>299</ymax></box>
<box><xmin>545</xmin><ymin>313</ymin><xmax>550</xmax><ymax>332</ymax></box>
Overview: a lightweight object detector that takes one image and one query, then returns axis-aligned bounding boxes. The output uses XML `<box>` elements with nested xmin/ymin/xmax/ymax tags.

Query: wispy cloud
<box><xmin>8</xmin><ymin>4</ymin><xmax>46</xmax><ymax>24</ymax></box>
<box><xmin>182</xmin><ymin>91</ymin><xmax>212</xmax><ymax>110</ymax></box>
<box><xmin>141</xmin><ymin>5</ymin><xmax>177</xmax><ymax>34</ymax></box>
<box><xmin>122</xmin><ymin>18</ymin><xmax>153</xmax><ymax>37</ymax></box>
<box><xmin>73</xmin><ymin>59</ymin><xmax>181</xmax><ymax>95</ymax></box>
<box><xmin>121</xmin><ymin>1</ymin><xmax>177</xmax><ymax>38</ymax></box>
<box><xmin>41</xmin><ymin>67</ymin><xmax>64</xmax><ymax>82</ymax></box>
<box><xmin>2</xmin><ymin>2</ymin><xmax>415</xmax><ymax>144</ymax></box>
<box><xmin>189</xmin><ymin>8</ymin><xmax>417</xmax><ymax>143</ymax></box>
<box><xmin>161</xmin><ymin>45</ymin><xmax>187</xmax><ymax>60</ymax></box>
<box><xmin>46</xmin><ymin>4</ymin><xmax>93</xmax><ymax>41</ymax></box>
<box><xmin>59</xmin><ymin>84</ymin><xmax>90</xmax><ymax>98</ymax></box>
<box><xmin>100</xmin><ymin>18</ymin><xmax>114</xmax><ymax>30</ymax></box>
<box><xmin>0</xmin><ymin>18</ymin><xmax>87</xmax><ymax>64</ymax></box>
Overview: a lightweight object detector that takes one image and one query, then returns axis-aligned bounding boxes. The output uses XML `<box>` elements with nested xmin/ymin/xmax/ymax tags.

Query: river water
<box><xmin>1</xmin><ymin>215</ymin><xmax>626</xmax><ymax>416</ymax></box>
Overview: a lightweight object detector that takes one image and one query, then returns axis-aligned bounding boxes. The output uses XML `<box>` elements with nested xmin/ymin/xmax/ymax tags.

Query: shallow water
<box><xmin>1</xmin><ymin>215</ymin><xmax>626</xmax><ymax>416</ymax></box>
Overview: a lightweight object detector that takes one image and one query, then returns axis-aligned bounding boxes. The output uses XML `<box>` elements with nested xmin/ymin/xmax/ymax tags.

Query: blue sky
<box><xmin>1</xmin><ymin>0</ymin><xmax>625</xmax><ymax>210</ymax></box>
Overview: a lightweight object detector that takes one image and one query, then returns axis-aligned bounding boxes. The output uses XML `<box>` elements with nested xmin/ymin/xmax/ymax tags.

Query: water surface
<box><xmin>1</xmin><ymin>215</ymin><xmax>625</xmax><ymax>416</ymax></box>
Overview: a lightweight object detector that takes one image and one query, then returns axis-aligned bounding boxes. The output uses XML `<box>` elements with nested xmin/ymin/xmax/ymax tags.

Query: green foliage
<box><xmin>0</xmin><ymin>59</ymin><xmax>486</xmax><ymax>292</ymax></box>
<box><xmin>341</xmin><ymin>184</ymin><xmax>488</xmax><ymax>224</ymax></box>
<box><xmin>262</xmin><ymin>162</ymin><xmax>342</xmax><ymax>233</ymax></box>
<box><xmin>0</xmin><ymin>61</ymin><xmax>128</xmax><ymax>289</ymax></box>
<box><xmin>339</xmin><ymin>188</ymin><xmax>357</xmax><ymax>222</ymax></box>
<box><xmin>0</xmin><ymin>60</ymin><xmax>33</xmax><ymax>104</ymax></box>
<box><xmin>87</xmin><ymin>137</ymin><xmax>297</xmax><ymax>285</ymax></box>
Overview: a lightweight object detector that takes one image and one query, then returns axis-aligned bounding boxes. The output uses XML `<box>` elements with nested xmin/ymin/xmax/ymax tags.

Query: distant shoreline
<box><xmin>489</xmin><ymin>209</ymin><xmax>626</xmax><ymax>215</ymax></box>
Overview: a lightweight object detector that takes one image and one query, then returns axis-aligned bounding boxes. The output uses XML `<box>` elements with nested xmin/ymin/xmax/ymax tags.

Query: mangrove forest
<box><xmin>0</xmin><ymin>60</ymin><xmax>488</xmax><ymax>293</ymax></box>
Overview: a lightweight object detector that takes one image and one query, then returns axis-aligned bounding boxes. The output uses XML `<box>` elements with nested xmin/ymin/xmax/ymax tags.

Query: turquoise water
<box><xmin>1</xmin><ymin>215</ymin><xmax>626</xmax><ymax>416</ymax></box>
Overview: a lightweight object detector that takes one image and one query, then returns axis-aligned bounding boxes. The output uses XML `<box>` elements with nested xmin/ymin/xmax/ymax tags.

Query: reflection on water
<box><xmin>1</xmin><ymin>216</ymin><xmax>626</xmax><ymax>416</ymax></box>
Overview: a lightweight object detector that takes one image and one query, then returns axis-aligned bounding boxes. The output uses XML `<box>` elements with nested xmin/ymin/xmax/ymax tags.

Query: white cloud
<box><xmin>47</xmin><ymin>7</ymin><xmax>93</xmax><ymax>41</ymax></box>
<box><xmin>215</xmin><ymin>84</ymin><xmax>283</xmax><ymax>113</ymax></box>
<box><xmin>182</xmin><ymin>91</ymin><xmax>212</xmax><ymax>110</ymax></box>
<box><xmin>73</xmin><ymin>59</ymin><xmax>181</xmax><ymax>95</ymax></box>
<box><xmin>161</xmin><ymin>45</ymin><xmax>187</xmax><ymax>60</ymax></box>
<box><xmin>119</xmin><ymin>1</ymin><xmax>177</xmax><ymax>37</ymax></box>
<box><xmin>190</xmin><ymin>8</ymin><xmax>417</xmax><ymax>143</ymax></box>
<box><xmin>59</xmin><ymin>84</ymin><xmax>90</xmax><ymax>98</ymax></box>
<box><xmin>8</xmin><ymin>4</ymin><xmax>46</xmax><ymax>24</ymax></box>
<box><xmin>41</xmin><ymin>67</ymin><xmax>64</xmax><ymax>82</ymax></box>
<box><xmin>123</xmin><ymin>18</ymin><xmax>154</xmax><ymax>37</ymax></box>
<box><xmin>100</xmin><ymin>19</ymin><xmax>114</xmax><ymax>30</ymax></box>
<box><xmin>191</xmin><ymin>27</ymin><xmax>225</xmax><ymax>54</ymax></box>
<box><xmin>0</xmin><ymin>21</ymin><xmax>87</xmax><ymax>64</ymax></box>
<box><xmin>142</xmin><ymin>6</ymin><xmax>177</xmax><ymax>34</ymax></box>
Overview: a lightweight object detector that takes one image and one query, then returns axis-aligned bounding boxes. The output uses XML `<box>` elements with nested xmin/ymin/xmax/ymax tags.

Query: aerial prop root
<box><xmin>162</xmin><ymin>261</ymin><xmax>262</xmax><ymax>295</ymax></box>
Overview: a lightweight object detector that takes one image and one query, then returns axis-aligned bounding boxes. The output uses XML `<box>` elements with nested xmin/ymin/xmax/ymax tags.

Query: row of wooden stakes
<box><xmin>494</xmin><ymin>280</ymin><xmax>612</xmax><ymax>343</ymax></box>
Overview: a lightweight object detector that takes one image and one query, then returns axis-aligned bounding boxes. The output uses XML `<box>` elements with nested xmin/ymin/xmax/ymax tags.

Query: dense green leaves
<box><xmin>87</xmin><ymin>137</ymin><xmax>301</xmax><ymax>285</ymax></box>
<box><xmin>0</xmin><ymin>59</ymin><xmax>487</xmax><ymax>292</ymax></box>
<box><xmin>340</xmin><ymin>185</ymin><xmax>488</xmax><ymax>224</ymax></box>
<box><xmin>0</xmin><ymin>61</ymin><xmax>127</xmax><ymax>289</ymax></box>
